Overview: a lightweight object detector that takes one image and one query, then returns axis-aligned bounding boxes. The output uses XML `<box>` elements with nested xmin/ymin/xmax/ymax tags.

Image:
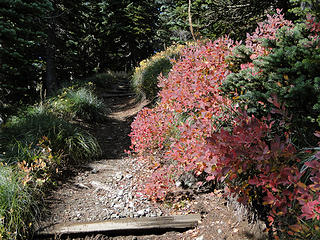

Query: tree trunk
<box><xmin>45</xmin><ymin>20</ymin><xmax>57</xmax><ymax>95</ymax></box>
<box><xmin>188</xmin><ymin>0</ymin><xmax>196</xmax><ymax>41</ymax></box>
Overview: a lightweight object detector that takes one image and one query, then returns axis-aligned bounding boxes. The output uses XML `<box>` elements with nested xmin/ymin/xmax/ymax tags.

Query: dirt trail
<box><xmin>35</xmin><ymin>80</ymin><xmax>267</xmax><ymax>240</ymax></box>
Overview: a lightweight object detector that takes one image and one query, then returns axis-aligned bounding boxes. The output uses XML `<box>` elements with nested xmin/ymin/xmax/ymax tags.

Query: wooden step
<box><xmin>101</xmin><ymin>93</ymin><xmax>135</xmax><ymax>98</ymax></box>
<box><xmin>104</xmin><ymin>90</ymin><xmax>131</xmax><ymax>94</ymax></box>
<box><xmin>37</xmin><ymin>214</ymin><xmax>201</xmax><ymax>236</ymax></box>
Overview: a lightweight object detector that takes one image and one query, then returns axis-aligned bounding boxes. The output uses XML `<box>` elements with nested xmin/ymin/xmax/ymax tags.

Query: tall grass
<box><xmin>67</xmin><ymin>88</ymin><xmax>105</xmax><ymax>121</ymax></box>
<box><xmin>0</xmin><ymin>165</ymin><xmax>39</xmax><ymax>239</ymax></box>
<box><xmin>3</xmin><ymin>105</ymin><xmax>101</xmax><ymax>164</ymax></box>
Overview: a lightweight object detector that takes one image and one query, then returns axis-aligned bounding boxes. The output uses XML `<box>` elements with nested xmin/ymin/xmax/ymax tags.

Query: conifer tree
<box><xmin>0</xmin><ymin>0</ymin><xmax>53</xmax><ymax>107</ymax></box>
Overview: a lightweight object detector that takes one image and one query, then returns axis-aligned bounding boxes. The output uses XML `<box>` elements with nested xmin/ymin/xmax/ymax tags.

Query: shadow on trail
<box><xmin>94</xmin><ymin>113</ymin><xmax>132</xmax><ymax>160</ymax></box>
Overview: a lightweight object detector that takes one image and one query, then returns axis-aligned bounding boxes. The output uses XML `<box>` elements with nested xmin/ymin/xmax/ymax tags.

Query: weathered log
<box><xmin>38</xmin><ymin>214</ymin><xmax>201</xmax><ymax>236</ymax></box>
<box><xmin>101</xmin><ymin>93</ymin><xmax>135</xmax><ymax>98</ymax></box>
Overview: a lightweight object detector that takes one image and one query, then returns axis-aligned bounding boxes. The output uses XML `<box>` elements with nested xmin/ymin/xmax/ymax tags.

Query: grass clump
<box><xmin>3</xmin><ymin>105</ymin><xmax>101</xmax><ymax>164</ymax></box>
<box><xmin>0</xmin><ymin>165</ymin><xmax>39</xmax><ymax>240</ymax></box>
<box><xmin>48</xmin><ymin>86</ymin><xmax>107</xmax><ymax>122</ymax></box>
<box><xmin>132</xmin><ymin>44</ymin><xmax>186</xmax><ymax>101</ymax></box>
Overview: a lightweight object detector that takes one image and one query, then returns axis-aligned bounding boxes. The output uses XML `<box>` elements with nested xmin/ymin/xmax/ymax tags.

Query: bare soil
<box><xmin>35</xmin><ymin>81</ymin><xmax>268</xmax><ymax>240</ymax></box>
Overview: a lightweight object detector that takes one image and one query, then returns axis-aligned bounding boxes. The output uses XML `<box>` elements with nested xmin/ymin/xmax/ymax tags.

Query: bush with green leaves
<box><xmin>290</xmin><ymin>0</ymin><xmax>320</xmax><ymax>20</ymax></box>
<box><xmin>0</xmin><ymin>165</ymin><xmax>39</xmax><ymax>240</ymax></box>
<box><xmin>131</xmin><ymin>44</ymin><xmax>186</xmax><ymax>101</ymax></box>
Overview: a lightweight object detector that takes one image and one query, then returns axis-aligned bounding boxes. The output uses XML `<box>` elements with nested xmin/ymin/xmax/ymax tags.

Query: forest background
<box><xmin>1</xmin><ymin>0</ymin><xmax>320</xmax><ymax>239</ymax></box>
<box><xmin>1</xmin><ymin>0</ymin><xmax>296</xmax><ymax>115</ymax></box>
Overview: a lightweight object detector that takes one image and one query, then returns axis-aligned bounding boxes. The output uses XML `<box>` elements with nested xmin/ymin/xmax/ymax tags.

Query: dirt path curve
<box><xmin>35</xmin><ymin>80</ymin><xmax>267</xmax><ymax>240</ymax></box>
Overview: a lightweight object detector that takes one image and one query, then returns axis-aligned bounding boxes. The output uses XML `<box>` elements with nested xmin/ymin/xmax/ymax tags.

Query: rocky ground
<box><xmin>35</xmin><ymin>80</ymin><xmax>268</xmax><ymax>240</ymax></box>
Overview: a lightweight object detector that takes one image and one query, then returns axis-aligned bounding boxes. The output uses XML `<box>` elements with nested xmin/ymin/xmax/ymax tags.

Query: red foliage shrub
<box><xmin>129</xmin><ymin>37</ymin><xmax>235</xmax><ymax>200</ymax></box>
<box><xmin>129</xmin><ymin>10</ymin><xmax>320</xmax><ymax>237</ymax></box>
<box><xmin>245</xmin><ymin>9</ymin><xmax>292</xmax><ymax>60</ymax></box>
<box><xmin>129</xmin><ymin>106</ymin><xmax>174</xmax><ymax>155</ymax></box>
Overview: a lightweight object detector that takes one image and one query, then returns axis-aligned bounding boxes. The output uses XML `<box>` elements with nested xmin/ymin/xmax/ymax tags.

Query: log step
<box><xmin>102</xmin><ymin>93</ymin><xmax>135</xmax><ymax>98</ymax></box>
<box><xmin>37</xmin><ymin>214</ymin><xmax>201</xmax><ymax>236</ymax></box>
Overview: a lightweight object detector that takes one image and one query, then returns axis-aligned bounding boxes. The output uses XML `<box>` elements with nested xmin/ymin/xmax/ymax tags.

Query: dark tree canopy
<box><xmin>1</xmin><ymin>0</ymin><xmax>313</xmax><ymax>116</ymax></box>
<box><xmin>0</xmin><ymin>0</ymin><xmax>53</xmax><ymax>105</ymax></box>
<box><xmin>0</xmin><ymin>0</ymin><xmax>159</xmax><ymax>114</ymax></box>
<box><xmin>155</xmin><ymin>0</ymin><xmax>292</xmax><ymax>45</ymax></box>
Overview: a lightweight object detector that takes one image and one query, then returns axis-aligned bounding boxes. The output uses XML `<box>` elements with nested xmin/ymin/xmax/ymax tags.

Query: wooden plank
<box><xmin>101</xmin><ymin>93</ymin><xmax>135</xmax><ymax>98</ymax></box>
<box><xmin>38</xmin><ymin>214</ymin><xmax>201</xmax><ymax>236</ymax></box>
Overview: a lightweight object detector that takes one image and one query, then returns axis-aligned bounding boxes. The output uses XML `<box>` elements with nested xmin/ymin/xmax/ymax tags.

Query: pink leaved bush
<box><xmin>245</xmin><ymin>9</ymin><xmax>292</xmax><ymax>60</ymax></box>
<box><xmin>298</xmin><ymin>135</ymin><xmax>320</xmax><ymax>221</ymax></box>
<box><xmin>129</xmin><ymin>37</ymin><xmax>235</xmax><ymax>200</ymax></box>
<box><xmin>129</xmin><ymin>10</ymin><xmax>320</xmax><ymax>236</ymax></box>
<box><xmin>158</xmin><ymin>38</ymin><xmax>235</xmax><ymax>175</ymax></box>
<box><xmin>307</xmin><ymin>14</ymin><xmax>320</xmax><ymax>38</ymax></box>
<box><xmin>129</xmin><ymin>106</ymin><xmax>174</xmax><ymax>155</ymax></box>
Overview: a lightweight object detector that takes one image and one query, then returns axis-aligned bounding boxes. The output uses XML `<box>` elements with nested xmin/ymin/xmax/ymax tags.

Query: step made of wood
<box><xmin>37</xmin><ymin>214</ymin><xmax>201</xmax><ymax>236</ymax></box>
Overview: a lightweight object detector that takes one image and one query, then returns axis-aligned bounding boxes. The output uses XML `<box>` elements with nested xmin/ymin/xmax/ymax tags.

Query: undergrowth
<box><xmin>0</xmin><ymin>165</ymin><xmax>39</xmax><ymax>240</ymax></box>
<box><xmin>3</xmin><ymin>105</ymin><xmax>100</xmax><ymax>164</ymax></box>
<box><xmin>48</xmin><ymin>86</ymin><xmax>107</xmax><ymax>122</ymax></box>
<box><xmin>0</xmin><ymin>76</ymin><xmax>106</xmax><ymax>239</ymax></box>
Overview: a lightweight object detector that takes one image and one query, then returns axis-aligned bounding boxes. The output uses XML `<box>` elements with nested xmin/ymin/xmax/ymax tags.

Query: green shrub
<box><xmin>135</xmin><ymin>57</ymin><xmax>172</xmax><ymax>100</ymax></box>
<box><xmin>2</xmin><ymin>105</ymin><xmax>101</xmax><ymax>163</ymax></box>
<box><xmin>131</xmin><ymin>44</ymin><xmax>186</xmax><ymax>101</ymax></box>
<box><xmin>289</xmin><ymin>0</ymin><xmax>320</xmax><ymax>20</ymax></box>
<box><xmin>0</xmin><ymin>165</ymin><xmax>39</xmax><ymax>240</ymax></box>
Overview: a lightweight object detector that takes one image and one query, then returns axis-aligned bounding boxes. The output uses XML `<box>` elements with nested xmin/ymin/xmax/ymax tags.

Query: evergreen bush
<box><xmin>222</xmin><ymin>21</ymin><xmax>320</xmax><ymax>147</ymax></box>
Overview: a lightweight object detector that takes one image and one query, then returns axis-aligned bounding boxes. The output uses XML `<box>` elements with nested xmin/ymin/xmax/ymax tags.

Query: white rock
<box><xmin>115</xmin><ymin>172</ymin><xmax>123</xmax><ymax>181</ymax></box>
<box><xmin>114</xmin><ymin>204</ymin><xmax>122</xmax><ymax>208</ymax></box>
<box><xmin>137</xmin><ymin>209</ymin><xmax>145</xmax><ymax>216</ymax></box>
<box><xmin>126</xmin><ymin>174</ymin><xmax>133</xmax><ymax>179</ymax></box>
<box><xmin>175</xmin><ymin>180</ymin><xmax>182</xmax><ymax>187</ymax></box>
<box><xmin>195</xmin><ymin>235</ymin><xmax>204</xmax><ymax>240</ymax></box>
